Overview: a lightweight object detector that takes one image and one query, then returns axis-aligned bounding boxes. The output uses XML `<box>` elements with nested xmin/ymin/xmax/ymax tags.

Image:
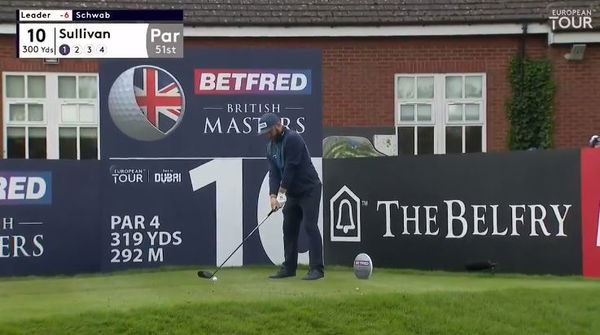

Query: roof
<box><xmin>2</xmin><ymin>0</ymin><xmax>599</xmax><ymax>26</ymax></box>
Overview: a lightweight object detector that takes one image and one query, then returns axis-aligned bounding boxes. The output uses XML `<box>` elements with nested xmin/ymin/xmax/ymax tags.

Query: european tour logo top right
<box><xmin>549</xmin><ymin>7</ymin><xmax>594</xmax><ymax>31</ymax></box>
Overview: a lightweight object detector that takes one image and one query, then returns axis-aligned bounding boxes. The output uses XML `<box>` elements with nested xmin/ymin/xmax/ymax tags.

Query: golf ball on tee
<box><xmin>212</xmin><ymin>276</ymin><xmax>218</xmax><ymax>281</ymax></box>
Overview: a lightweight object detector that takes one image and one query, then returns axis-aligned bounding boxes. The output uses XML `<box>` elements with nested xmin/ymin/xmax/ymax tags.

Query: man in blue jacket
<box><xmin>258</xmin><ymin>113</ymin><xmax>324</xmax><ymax>280</ymax></box>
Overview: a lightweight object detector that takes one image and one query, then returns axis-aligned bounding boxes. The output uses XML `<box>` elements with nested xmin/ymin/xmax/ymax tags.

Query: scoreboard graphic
<box><xmin>17</xmin><ymin>9</ymin><xmax>184</xmax><ymax>58</ymax></box>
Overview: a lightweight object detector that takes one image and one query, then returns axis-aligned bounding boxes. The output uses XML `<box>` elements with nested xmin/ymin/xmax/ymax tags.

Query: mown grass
<box><xmin>1</xmin><ymin>266</ymin><xmax>599</xmax><ymax>334</ymax></box>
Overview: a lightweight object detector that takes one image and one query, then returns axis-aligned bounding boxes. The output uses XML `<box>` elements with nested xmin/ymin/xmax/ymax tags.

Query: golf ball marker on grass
<box><xmin>354</xmin><ymin>253</ymin><xmax>373</xmax><ymax>279</ymax></box>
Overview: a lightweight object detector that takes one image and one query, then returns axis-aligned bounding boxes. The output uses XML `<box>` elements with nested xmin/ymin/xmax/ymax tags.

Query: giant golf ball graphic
<box><xmin>108</xmin><ymin>65</ymin><xmax>185</xmax><ymax>141</ymax></box>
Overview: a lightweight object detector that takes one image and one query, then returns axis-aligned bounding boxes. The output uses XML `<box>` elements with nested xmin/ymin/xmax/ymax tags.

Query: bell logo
<box><xmin>330</xmin><ymin>185</ymin><xmax>361</xmax><ymax>242</ymax></box>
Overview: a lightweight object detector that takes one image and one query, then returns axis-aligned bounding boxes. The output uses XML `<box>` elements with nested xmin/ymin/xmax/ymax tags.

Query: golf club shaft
<box><xmin>210</xmin><ymin>209</ymin><xmax>275</xmax><ymax>278</ymax></box>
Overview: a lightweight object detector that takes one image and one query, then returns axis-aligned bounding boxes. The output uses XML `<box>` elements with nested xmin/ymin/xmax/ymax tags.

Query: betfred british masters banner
<box><xmin>100</xmin><ymin>49</ymin><xmax>322</xmax><ymax>158</ymax></box>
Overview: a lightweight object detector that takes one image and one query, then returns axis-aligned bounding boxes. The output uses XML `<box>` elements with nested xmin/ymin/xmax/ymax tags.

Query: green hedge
<box><xmin>506</xmin><ymin>56</ymin><xmax>556</xmax><ymax>150</ymax></box>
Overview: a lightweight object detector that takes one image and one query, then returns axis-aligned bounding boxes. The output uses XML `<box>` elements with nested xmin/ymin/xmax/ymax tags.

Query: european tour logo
<box><xmin>549</xmin><ymin>8</ymin><xmax>593</xmax><ymax>31</ymax></box>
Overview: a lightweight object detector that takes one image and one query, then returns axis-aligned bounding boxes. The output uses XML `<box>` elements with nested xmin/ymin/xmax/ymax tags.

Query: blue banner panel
<box><xmin>100</xmin><ymin>160</ymin><xmax>216</xmax><ymax>271</ymax></box>
<box><xmin>100</xmin><ymin>158</ymin><xmax>295</xmax><ymax>272</ymax></box>
<box><xmin>0</xmin><ymin>157</ymin><xmax>321</xmax><ymax>277</ymax></box>
<box><xmin>0</xmin><ymin>160</ymin><xmax>100</xmax><ymax>276</ymax></box>
<box><xmin>99</xmin><ymin>49</ymin><xmax>323</xmax><ymax>159</ymax></box>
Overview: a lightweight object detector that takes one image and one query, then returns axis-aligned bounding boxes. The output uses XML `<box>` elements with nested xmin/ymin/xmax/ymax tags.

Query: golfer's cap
<box><xmin>590</xmin><ymin>135</ymin><xmax>600</xmax><ymax>147</ymax></box>
<box><xmin>258</xmin><ymin>113</ymin><xmax>281</xmax><ymax>135</ymax></box>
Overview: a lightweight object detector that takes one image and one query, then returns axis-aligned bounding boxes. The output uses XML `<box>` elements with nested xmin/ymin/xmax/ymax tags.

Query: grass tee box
<box><xmin>1</xmin><ymin>266</ymin><xmax>600</xmax><ymax>334</ymax></box>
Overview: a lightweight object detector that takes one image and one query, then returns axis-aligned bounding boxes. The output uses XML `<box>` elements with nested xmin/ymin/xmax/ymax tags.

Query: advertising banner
<box><xmin>99</xmin><ymin>48</ymin><xmax>323</xmax><ymax>158</ymax></box>
<box><xmin>580</xmin><ymin>148</ymin><xmax>600</xmax><ymax>277</ymax></box>
<box><xmin>324</xmin><ymin>150</ymin><xmax>583</xmax><ymax>275</ymax></box>
<box><xmin>101</xmin><ymin>158</ymin><xmax>323</xmax><ymax>271</ymax></box>
<box><xmin>98</xmin><ymin>48</ymin><xmax>324</xmax><ymax>270</ymax></box>
<box><xmin>0</xmin><ymin>161</ymin><xmax>100</xmax><ymax>276</ymax></box>
<box><xmin>1</xmin><ymin>48</ymin><xmax>323</xmax><ymax>276</ymax></box>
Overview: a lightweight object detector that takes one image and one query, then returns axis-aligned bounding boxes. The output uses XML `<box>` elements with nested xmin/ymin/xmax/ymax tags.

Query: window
<box><xmin>3</xmin><ymin>73</ymin><xmax>99</xmax><ymax>159</ymax></box>
<box><xmin>396</xmin><ymin>76</ymin><xmax>435</xmax><ymax>155</ymax></box>
<box><xmin>395</xmin><ymin>74</ymin><xmax>486</xmax><ymax>155</ymax></box>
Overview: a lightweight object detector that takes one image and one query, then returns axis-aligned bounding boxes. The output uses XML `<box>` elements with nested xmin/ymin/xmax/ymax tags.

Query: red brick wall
<box><xmin>548</xmin><ymin>43</ymin><xmax>600</xmax><ymax>148</ymax></box>
<box><xmin>188</xmin><ymin>35</ymin><xmax>600</xmax><ymax>151</ymax></box>
<box><xmin>1</xmin><ymin>33</ymin><xmax>598</xmax><ymax>153</ymax></box>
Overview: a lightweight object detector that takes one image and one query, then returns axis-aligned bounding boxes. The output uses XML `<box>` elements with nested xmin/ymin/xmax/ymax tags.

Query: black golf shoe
<box><xmin>269</xmin><ymin>268</ymin><xmax>296</xmax><ymax>279</ymax></box>
<box><xmin>302</xmin><ymin>269</ymin><xmax>324</xmax><ymax>280</ymax></box>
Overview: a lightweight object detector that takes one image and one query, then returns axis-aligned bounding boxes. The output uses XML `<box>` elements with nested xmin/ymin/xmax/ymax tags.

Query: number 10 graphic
<box><xmin>189</xmin><ymin>158</ymin><xmax>323</xmax><ymax>267</ymax></box>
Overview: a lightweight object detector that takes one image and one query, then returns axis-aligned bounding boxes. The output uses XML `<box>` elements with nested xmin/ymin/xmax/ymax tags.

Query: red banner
<box><xmin>581</xmin><ymin>148</ymin><xmax>600</xmax><ymax>277</ymax></box>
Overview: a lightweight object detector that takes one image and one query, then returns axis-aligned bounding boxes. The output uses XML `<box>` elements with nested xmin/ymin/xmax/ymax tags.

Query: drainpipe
<box><xmin>519</xmin><ymin>23</ymin><xmax>528</xmax><ymax>89</ymax></box>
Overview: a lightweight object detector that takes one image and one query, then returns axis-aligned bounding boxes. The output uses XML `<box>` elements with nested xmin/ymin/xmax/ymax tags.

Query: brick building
<box><xmin>0</xmin><ymin>1</ymin><xmax>599</xmax><ymax>158</ymax></box>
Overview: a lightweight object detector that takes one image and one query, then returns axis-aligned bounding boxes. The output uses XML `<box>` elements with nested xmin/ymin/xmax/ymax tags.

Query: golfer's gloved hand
<box><xmin>276</xmin><ymin>192</ymin><xmax>287</xmax><ymax>207</ymax></box>
<box><xmin>270</xmin><ymin>196</ymin><xmax>282</xmax><ymax>211</ymax></box>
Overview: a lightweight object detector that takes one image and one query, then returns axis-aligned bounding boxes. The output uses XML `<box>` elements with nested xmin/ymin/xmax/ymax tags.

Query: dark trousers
<box><xmin>282</xmin><ymin>184</ymin><xmax>324</xmax><ymax>272</ymax></box>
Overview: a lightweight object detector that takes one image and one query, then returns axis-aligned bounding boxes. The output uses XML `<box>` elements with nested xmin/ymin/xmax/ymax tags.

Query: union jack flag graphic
<box><xmin>134</xmin><ymin>66</ymin><xmax>183</xmax><ymax>134</ymax></box>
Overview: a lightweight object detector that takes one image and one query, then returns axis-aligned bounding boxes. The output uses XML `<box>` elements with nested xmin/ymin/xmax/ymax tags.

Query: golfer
<box><xmin>589</xmin><ymin>135</ymin><xmax>600</xmax><ymax>148</ymax></box>
<box><xmin>258</xmin><ymin>113</ymin><xmax>324</xmax><ymax>280</ymax></box>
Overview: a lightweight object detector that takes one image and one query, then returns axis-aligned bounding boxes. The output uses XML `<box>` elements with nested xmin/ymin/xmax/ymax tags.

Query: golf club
<box><xmin>198</xmin><ymin>208</ymin><xmax>276</xmax><ymax>280</ymax></box>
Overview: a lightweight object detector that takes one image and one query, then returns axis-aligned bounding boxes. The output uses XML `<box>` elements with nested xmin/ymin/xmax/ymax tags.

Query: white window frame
<box><xmin>395</xmin><ymin>73</ymin><xmax>487</xmax><ymax>154</ymax></box>
<box><xmin>3</xmin><ymin>72</ymin><xmax>100</xmax><ymax>159</ymax></box>
<box><xmin>395</xmin><ymin>75</ymin><xmax>436</xmax><ymax>155</ymax></box>
<box><xmin>3</xmin><ymin>74</ymin><xmax>48</xmax><ymax>158</ymax></box>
